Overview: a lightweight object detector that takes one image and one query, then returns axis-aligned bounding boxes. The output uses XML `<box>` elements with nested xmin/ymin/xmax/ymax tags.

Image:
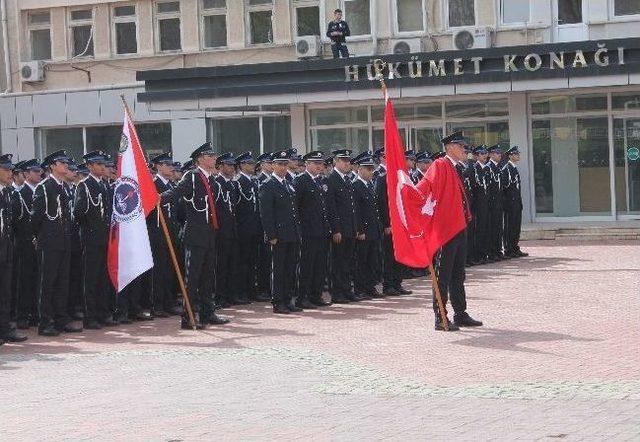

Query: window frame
<box><xmin>292</xmin><ymin>0</ymin><xmax>321</xmax><ymax>38</ymax></box>
<box><xmin>111</xmin><ymin>3</ymin><xmax>139</xmax><ymax>56</ymax></box>
<box><xmin>498</xmin><ymin>0</ymin><xmax>531</xmax><ymax>28</ymax></box>
<box><xmin>339</xmin><ymin>0</ymin><xmax>375</xmax><ymax>40</ymax></box>
<box><xmin>200</xmin><ymin>0</ymin><xmax>228</xmax><ymax>50</ymax></box>
<box><xmin>68</xmin><ymin>6</ymin><xmax>95</xmax><ymax>59</ymax></box>
<box><xmin>154</xmin><ymin>0</ymin><xmax>183</xmax><ymax>53</ymax></box>
<box><xmin>392</xmin><ymin>0</ymin><xmax>427</xmax><ymax>37</ymax></box>
<box><xmin>26</xmin><ymin>10</ymin><xmax>52</xmax><ymax>61</ymax></box>
<box><xmin>609</xmin><ymin>0</ymin><xmax>640</xmax><ymax>21</ymax></box>
<box><xmin>444</xmin><ymin>0</ymin><xmax>478</xmax><ymax>30</ymax></box>
<box><xmin>245</xmin><ymin>0</ymin><xmax>275</xmax><ymax>46</ymax></box>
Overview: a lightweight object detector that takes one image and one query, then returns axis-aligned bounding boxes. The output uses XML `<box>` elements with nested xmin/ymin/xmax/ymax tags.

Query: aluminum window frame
<box><xmin>339</xmin><ymin>0</ymin><xmax>375</xmax><ymax>39</ymax></box>
<box><xmin>68</xmin><ymin>6</ymin><xmax>95</xmax><ymax>59</ymax></box>
<box><xmin>609</xmin><ymin>0</ymin><xmax>640</xmax><ymax>21</ymax></box>
<box><xmin>498</xmin><ymin>0</ymin><xmax>531</xmax><ymax>28</ymax></box>
<box><xmin>245</xmin><ymin>0</ymin><xmax>275</xmax><ymax>46</ymax></box>
<box><xmin>292</xmin><ymin>0</ymin><xmax>321</xmax><ymax>38</ymax></box>
<box><xmin>444</xmin><ymin>0</ymin><xmax>478</xmax><ymax>30</ymax></box>
<box><xmin>111</xmin><ymin>3</ymin><xmax>139</xmax><ymax>57</ymax></box>
<box><xmin>200</xmin><ymin>0</ymin><xmax>228</xmax><ymax>50</ymax></box>
<box><xmin>26</xmin><ymin>9</ymin><xmax>52</xmax><ymax>61</ymax></box>
<box><xmin>154</xmin><ymin>0</ymin><xmax>183</xmax><ymax>53</ymax></box>
<box><xmin>392</xmin><ymin>0</ymin><xmax>428</xmax><ymax>37</ymax></box>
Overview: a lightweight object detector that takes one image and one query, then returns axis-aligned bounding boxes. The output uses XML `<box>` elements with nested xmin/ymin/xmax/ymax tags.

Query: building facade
<box><xmin>0</xmin><ymin>0</ymin><xmax>640</xmax><ymax>224</ymax></box>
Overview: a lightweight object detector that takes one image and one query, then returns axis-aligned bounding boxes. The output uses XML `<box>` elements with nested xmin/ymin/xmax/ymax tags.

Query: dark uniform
<box><xmin>293</xmin><ymin>151</ymin><xmax>331</xmax><ymax>308</ymax></box>
<box><xmin>259</xmin><ymin>149</ymin><xmax>301</xmax><ymax>314</ymax></box>
<box><xmin>32</xmin><ymin>151</ymin><xmax>83</xmax><ymax>336</ymax></box>
<box><xmin>0</xmin><ymin>154</ymin><xmax>28</xmax><ymax>343</ymax></box>
<box><xmin>65</xmin><ymin>172</ymin><xmax>84</xmax><ymax>320</ymax></box>
<box><xmin>73</xmin><ymin>151</ymin><xmax>111</xmax><ymax>328</ymax></box>
<box><xmin>471</xmin><ymin>146</ymin><xmax>491</xmax><ymax>263</ymax></box>
<box><xmin>351</xmin><ymin>152</ymin><xmax>383</xmax><ymax>299</ymax></box>
<box><xmin>234</xmin><ymin>152</ymin><xmax>265</xmax><ymax>303</ymax></box>
<box><xmin>501</xmin><ymin>146</ymin><xmax>528</xmax><ymax>258</ymax></box>
<box><xmin>255</xmin><ymin>153</ymin><xmax>274</xmax><ymax>300</ymax></box>
<box><xmin>160</xmin><ymin>143</ymin><xmax>229</xmax><ymax>329</ymax></box>
<box><xmin>457</xmin><ymin>158</ymin><xmax>475</xmax><ymax>266</ymax></box>
<box><xmin>326</xmin><ymin>17</ymin><xmax>351</xmax><ymax>58</ymax></box>
<box><xmin>486</xmin><ymin>144</ymin><xmax>505</xmax><ymax>260</ymax></box>
<box><xmin>325</xmin><ymin>149</ymin><xmax>358</xmax><ymax>303</ymax></box>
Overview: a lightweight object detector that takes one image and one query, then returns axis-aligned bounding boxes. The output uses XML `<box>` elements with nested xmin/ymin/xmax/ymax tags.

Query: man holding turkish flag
<box><xmin>384</xmin><ymin>99</ymin><xmax>483</xmax><ymax>331</ymax></box>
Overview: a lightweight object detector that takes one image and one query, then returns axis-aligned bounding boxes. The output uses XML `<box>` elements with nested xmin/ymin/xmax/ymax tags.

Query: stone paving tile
<box><xmin>1</xmin><ymin>240</ymin><xmax>639</xmax><ymax>441</ymax></box>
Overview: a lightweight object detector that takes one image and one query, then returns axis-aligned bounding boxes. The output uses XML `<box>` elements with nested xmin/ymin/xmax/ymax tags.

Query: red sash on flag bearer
<box><xmin>197</xmin><ymin>171</ymin><xmax>219</xmax><ymax>230</ymax></box>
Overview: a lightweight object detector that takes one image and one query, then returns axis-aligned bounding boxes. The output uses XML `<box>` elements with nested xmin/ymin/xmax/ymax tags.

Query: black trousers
<box><xmin>82</xmin><ymin>246</ymin><xmax>109</xmax><ymax>322</ymax></box>
<box><xmin>184</xmin><ymin>244</ymin><xmax>215</xmax><ymax>322</ymax></box>
<box><xmin>271</xmin><ymin>241</ymin><xmax>299</xmax><ymax>307</ymax></box>
<box><xmin>235</xmin><ymin>234</ymin><xmax>260</xmax><ymax>300</ymax></box>
<box><xmin>299</xmin><ymin>236</ymin><xmax>328</xmax><ymax>303</ymax></box>
<box><xmin>257</xmin><ymin>240</ymin><xmax>271</xmax><ymax>297</ymax></box>
<box><xmin>331</xmin><ymin>237</ymin><xmax>355</xmax><ymax>298</ymax></box>
<box><xmin>68</xmin><ymin>248</ymin><xmax>83</xmax><ymax>316</ymax></box>
<box><xmin>382</xmin><ymin>234</ymin><xmax>403</xmax><ymax>290</ymax></box>
<box><xmin>433</xmin><ymin>230</ymin><xmax>468</xmax><ymax>318</ymax></box>
<box><xmin>38</xmin><ymin>248</ymin><xmax>71</xmax><ymax>329</ymax></box>
<box><xmin>0</xmin><ymin>249</ymin><xmax>12</xmax><ymax>335</ymax></box>
<box><xmin>15</xmin><ymin>240</ymin><xmax>38</xmax><ymax>323</ymax></box>
<box><xmin>216</xmin><ymin>237</ymin><xmax>238</xmax><ymax>304</ymax></box>
<box><xmin>117</xmin><ymin>273</ymin><xmax>142</xmax><ymax>319</ymax></box>
<box><xmin>331</xmin><ymin>42</ymin><xmax>349</xmax><ymax>58</ymax></box>
<box><xmin>151</xmin><ymin>234</ymin><xmax>174</xmax><ymax>312</ymax></box>
<box><xmin>503</xmin><ymin>202</ymin><xmax>523</xmax><ymax>255</ymax></box>
<box><xmin>355</xmin><ymin>238</ymin><xmax>380</xmax><ymax>295</ymax></box>
<box><xmin>473</xmin><ymin>197</ymin><xmax>490</xmax><ymax>261</ymax></box>
<box><xmin>488</xmin><ymin>197</ymin><xmax>504</xmax><ymax>257</ymax></box>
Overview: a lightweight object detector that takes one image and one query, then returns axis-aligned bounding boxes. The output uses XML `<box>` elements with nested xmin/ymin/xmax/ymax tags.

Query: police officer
<box><xmin>457</xmin><ymin>146</ymin><xmax>475</xmax><ymax>267</ymax></box>
<box><xmin>32</xmin><ymin>150</ymin><xmax>83</xmax><ymax>336</ymax></box>
<box><xmin>13</xmin><ymin>159</ymin><xmax>42</xmax><ymax>329</ymax></box>
<box><xmin>502</xmin><ymin>146</ymin><xmax>528</xmax><ymax>258</ymax></box>
<box><xmin>259</xmin><ymin>149</ymin><xmax>301</xmax><ymax>314</ymax></box>
<box><xmin>0</xmin><ymin>154</ymin><xmax>28</xmax><ymax>344</ymax></box>
<box><xmin>471</xmin><ymin>145</ymin><xmax>491</xmax><ymax>264</ymax></box>
<box><xmin>352</xmin><ymin>152</ymin><xmax>384</xmax><ymax>299</ymax></box>
<box><xmin>411</xmin><ymin>152</ymin><xmax>432</xmax><ymax>184</ymax></box>
<box><xmin>325</xmin><ymin>149</ymin><xmax>359</xmax><ymax>303</ymax></box>
<box><xmin>285</xmin><ymin>148</ymin><xmax>298</xmax><ymax>183</ymax></box>
<box><xmin>326</xmin><ymin>8</ymin><xmax>351</xmax><ymax>59</ymax></box>
<box><xmin>487</xmin><ymin>144</ymin><xmax>505</xmax><ymax>261</ymax></box>
<box><xmin>255</xmin><ymin>152</ymin><xmax>274</xmax><ymax>300</ymax></box>
<box><xmin>234</xmin><ymin>152</ymin><xmax>267</xmax><ymax>303</ymax></box>
<box><xmin>160</xmin><ymin>142</ymin><xmax>230</xmax><ymax>329</ymax></box>
<box><xmin>294</xmin><ymin>150</ymin><xmax>332</xmax><ymax>309</ymax></box>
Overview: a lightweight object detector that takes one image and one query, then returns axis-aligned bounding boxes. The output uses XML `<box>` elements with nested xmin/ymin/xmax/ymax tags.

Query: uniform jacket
<box><xmin>353</xmin><ymin>178</ymin><xmax>383</xmax><ymax>241</ymax></box>
<box><xmin>472</xmin><ymin>162</ymin><xmax>489</xmax><ymax>201</ymax></box>
<box><xmin>375</xmin><ymin>172</ymin><xmax>390</xmax><ymax>229</ymax></box>
<box><xmin>0</xmin><ymin>186</ymin><xmax>15</xmax><ymax>262</ymax></box>
<box><xmin>293</xmin><ymin>171</ymin><xmax>331</xmax><ymax>239</ymax></box>
<box><xmin>325</xmin><ymin>170</ymin><xmax>358</xmax><ymax>238</ymax></box>
<box><xmin>487</xmin><ymin>160</ymin><xmax>503</xmax><ymax>207</ymax></box>
<box><xmin>259</xmin><ymin>176</ymin><xmax>300</xmax><ymax>243</ymax></box>
<box><xmin>411</xmin><ymin>169</ymin><xmax>424</xmax><ymax>185</ymax></box>
<box><xmin>74</xmin><ymin>175</ymin><xmax>110</xmax><ymax>248</ymax></box>
<box><xmin>13</xmin><ymin>184</ymin><xmax>36</xmax><ymax>244</ymax></box>
<box><xmin>235</xmin><ymin>173</ymin><xmax>262</xmax><ymax>237</ymax></box>
<box><xmin>32</xmin><ymin>176</ymin><xmax>73</xmax><ymax>251</ymax></box>
<box><xmin>326</xmin><ymin>20</ymin><xmax>351</xmax><ymax>43</ymax></box>
<box><xmin>501</xmin><ymin>162</ymin><xmax>523</xmax><ymax>209</ymax></box>
<box><xmin>215</xmin><ymin>175</ymin><xmax>239</xmax><ymax>240</ymax></box>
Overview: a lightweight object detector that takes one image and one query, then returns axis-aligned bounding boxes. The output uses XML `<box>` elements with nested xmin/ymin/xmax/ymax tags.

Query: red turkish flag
<box><xmin>385</xmin><ymin>99</ymin><xmax>469</xmax><ymax>266</ymax></box>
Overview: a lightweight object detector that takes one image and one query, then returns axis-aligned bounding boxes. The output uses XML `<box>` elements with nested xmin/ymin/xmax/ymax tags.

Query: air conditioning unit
<box><xmin>20</xmin><ymin>61</ymin><xmax>45</xmax><ymax>83</ymax></box>
<box><xmin>452</xmin><ymin>27</ymin><xmax>492</xmax><ymax>50</ymax></box>
<box><xmin>294</xmin><ymin>36</ymin><xmax>321</xmax><ymax>59</ymax></box>
<box><xmin>389</xmin><ymin>38</ymin><xmax>423</xmax><ymax>55</ymax></box>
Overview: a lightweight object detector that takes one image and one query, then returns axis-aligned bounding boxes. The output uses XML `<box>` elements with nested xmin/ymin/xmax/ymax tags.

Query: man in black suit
<box><xmin>325</xmin><ymin>149</ymin><xmax>359</xmax><ymax>303</ymax></box>
<box><xmin>13</xmin><ymin>159</ymin><xmax>42</xmax><ymax>330</ymax></box>
<box><xmin>0</xmin><ymin>154</ymin><xmax>28</xmax><ymax>344</ymax></box>
<box><xmin>294</xmin><ymin>151</ymin><xmax>332</xmax><ymax>309</ymax></box>
<box><xmin>411</xmin><ymin>152</ymin><xmax>432</xmax><ymax>184</ymax></box>
<box><xmin>161</xmin><ymin>143</ymin><xmax>230</xmax><ymax>329</ymax></box>
<box><xmin>259</xmin><ymin>149</ymin><xmax>301</xmax><ymax>314</ymax></box>
<box><xmin>352</xmin><ymin>152</ymin><xmax>384</xmax><ymax>300</ymax></box>
<box><xmin>255</xmin><ymin>152</ymin><xmax>274</xmax><ymax>301</ymax></box>
<box><xmin>74</xmin><ymin>151</ymin><xmax>112</xmax><ymax>329</ymax></box>
<box><xmin>487</xmin><ymin>144</ymin><xmax>505</xmax><ymax>260</ymax></box>
<box><xmin>234</xmin><ymin>152</ymin><xmax>268</xmax><ymax>303</ymax></box>
<box><xmin>471</xmin><ymin>145</ymin><xmax>491</xmax><ymax>264</ymax></box>
<box><xmin>32</xmin><ymin>150</ymin><xmax>83</xmax><ymax>336</ymax></box>
<box><xmin>502</xmin><ymin>146</ymin><xmax>528</xmax><ymax>258</ymax></box>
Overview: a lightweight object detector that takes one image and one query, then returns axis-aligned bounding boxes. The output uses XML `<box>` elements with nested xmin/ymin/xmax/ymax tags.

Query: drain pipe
<box><xmin>1</xmin><ymin>0</ymin><xmax>12</xmax><ymax>93</ymax></box>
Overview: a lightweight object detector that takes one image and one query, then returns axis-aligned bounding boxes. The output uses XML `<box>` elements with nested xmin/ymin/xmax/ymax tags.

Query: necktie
<box><xmin>197</xmin><ymin>171</ymin><xmax>219</xmax><ymax>230</ymax></box>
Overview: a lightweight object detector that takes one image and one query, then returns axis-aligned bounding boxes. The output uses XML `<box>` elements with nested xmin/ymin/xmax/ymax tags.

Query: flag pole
<box><xmin>119</xmin><ymin>95</ymin><xmax>197</xmax><ymax>331</ymax></box>
<box><xmin>377</xmin><ymin>77</ymin><xmax>449</xmax><ymax>331</ymax></box>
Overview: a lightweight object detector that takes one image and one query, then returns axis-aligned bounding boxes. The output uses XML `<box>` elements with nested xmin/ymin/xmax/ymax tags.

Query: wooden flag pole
<box><xmin>375</xmin><ymin>78</ymin><xmax>449</xmax><ymax>330</ymax></box>
<box><xmin>119</xmin><ymin>95</ymin><xmax>197</xmax><ymax>330</ymax></box>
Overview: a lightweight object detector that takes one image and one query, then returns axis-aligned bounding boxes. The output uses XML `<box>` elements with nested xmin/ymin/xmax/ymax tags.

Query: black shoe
<box><xmin>134</xmin><ymin>312</ymin><xmax>153</xmax><ymax>322</ymax></box>
<box><xmin>84</xmin><ymin>320</ymin><xmax>102</xmax><ymax>330</ymax></box>
<box><xmin>102</xmin><ymin>317</ymin><xmax>119</xmax><ymax>326</ymax></box>
<box><xmin>2</xmin><ymin>329</ymin><xmax>28</xmax><ymax>343</ymax></box>
<box><xmin>0</xmin><ymin>338</ymin><xmax>4</xmax><ymax>346</ymax></box>
<box><xmin>369</xmin><ymin>289</ymin><xmax>385</xmax><ymax>299</ymax></box>
<box><xmin>118</xmin><ymin>316</ymin><xmax>133</xmax><ymax>325</ymax></box>
<box><xmin>515</xmin><ymin>250</ymin><xmax>529</xmax><ymax>257</ymax></box>
<box><xmin>38</xmin><ymin>325</ymin><xmax>60</xmax><ymax>337</ymax></box>
<box><xmin>57</xmin><ymin>323</ymin><xmax>83</xmax><ymax>333</ymax></box>
<box><xmin>454</xmin><ymin>312</ymin><xmax>483</xmax><ymax>327</ymax></box>
<box><xmin>253</xmin><ymin>294</ymin><xmax>272</xmax><ymax>302</ymax></box>
<box><xmin>153</xmin><ymin>310</ymin><xmax>170</xmax><ymax>318</ymax></box>
<box><xmin>383</xmin><ymin>287</ymin><xmax>400</xmax><ymax>296</ymax></box>
<box><xmin>181</xmin><ymin>319</ymin><xmax>205</xmax><ymax>330</ymax></box>
<box><xmin>16</xmin><ymin>319</ymin><xmax>30</xmax><ymax>330</ymax></box>
<box><xmin>396</xmin><ymin>287</ymin><xmax>413</xmax><ymax>295</ymax></box>
<box><xmin>273</xmin><ymin>305</ymin><xmax>290</xmax><ymax>314</ymax></box>
<box><xmin>288</xmin><ymin>304</ymin><xmax>304</xmax><ymax>312</ymax></box>
<box><xmin>233</xmin><ymin>297</ymin><xmax>252</xmax><ymax>305</ymax></box>
<box><xmin>331</xmin><ymin>296</ymin><xmax>350</xmax><ymax>304</ymax></box>
<box><xmin>434</xmin><ymin>320</ymin><xmax>460</xmax><ymax>331</ymax></box>
<box><xmin>208</xmin><ymin>313</ymin><xmax>230</xmax><ymax>325</ymax></box>
<box><xmin>310</xmin><ymin>299</ymin><xmax>332</xmax><ymax>307</ymax></box>
<box><xmin>298</xmin><ymin>300</ymin><xmax>318</xmax><ymax>309</ymax></box>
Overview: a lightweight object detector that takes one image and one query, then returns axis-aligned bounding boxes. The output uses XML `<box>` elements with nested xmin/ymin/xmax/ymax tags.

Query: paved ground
<box><xmin>1</xmin><ymin>240</ymin><xmax>639</xmax><ymax>441</ymax></box>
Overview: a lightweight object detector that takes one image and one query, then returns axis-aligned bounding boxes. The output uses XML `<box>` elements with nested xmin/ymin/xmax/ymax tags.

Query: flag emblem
<box><xmin>113</xmin><ymin>176</ymin><xmax>142</xmax><ymax>222</ymax></box>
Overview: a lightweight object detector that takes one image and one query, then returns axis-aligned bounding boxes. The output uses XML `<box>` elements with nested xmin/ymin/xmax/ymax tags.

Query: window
<box><xmin>211</xmin><ymin>116</ymin><xmax>289</xmax><ymax>155</ymax></box>
<box><xmin>501</xmin><ymin>0</ymin><xmax>529</xmax><ymax>25</ymax></box>
<box><xmin>293</xmin><ymin>1</ymin><xmax>320</xmax><ymax>36</ymax></box>
<box><xmin>247</xmin><ymin>0</ymin><xmax>273</xmax><ymax>44</ymax></box>
<box><xmin>69</xmin><ymin>8</ymin><xmax>94</xmax><ymax>58</ymax></box>
<box><xmin>40</xmin><ymin>128</ymin><xmax>84</xmax><ymax>162</ymax></box>
<box><xmin>344</xmin><ymin>0</ymin><xmax>371</xmax><ymax>36</ymax></box>
<box><xmin>113</xmin><ymin>5</ymin><xmax>138</xmax><ymax>55</ymax></box>
<box><xmin>614</xmin><ymin>0</ymin><xmax>640</xmax><ymax>16</ymax></box>
<box><xmin>28</xmin><ymin>11</ymin><xmax>51</xmax><ymax>61</ymax></box>
<box><xmin>202</xmin><ymin>0</ymin><xmax>227</xmax><ymax>48</ymax></box>
<box><xmin>155</xmin><ymin>1</ymin><xmax>181</xmax><ymax>52</ymax></box>
<box><xmin>448</xmin><ymin>0</ymin><xmax>475</xmax><ymax>28</ymax></box>
<box><xmin>557</xmin><ymin>0</ymin><xmax>582</xmax><ymax>24</ymax></box>
<box><xmin>396</xmin><ymin>0</ymin><xmax>425</xmax><ymax>33</ymax></box>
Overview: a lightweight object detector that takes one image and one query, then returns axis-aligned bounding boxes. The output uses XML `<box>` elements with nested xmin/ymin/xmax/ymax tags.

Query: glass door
<box><xmin>553</xmin><ymin>0</ymin><xmax>587</xmax><ymax>42</ymax></box>
<box><xmin>410</xmin><ymin>126</ymin><xmax>443</xmax><ymax>153</ymax></box>
<box><xmin>613</xmin><ymin>117</ymin><xmax>640</xmax><ymax>216</ymax></box>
